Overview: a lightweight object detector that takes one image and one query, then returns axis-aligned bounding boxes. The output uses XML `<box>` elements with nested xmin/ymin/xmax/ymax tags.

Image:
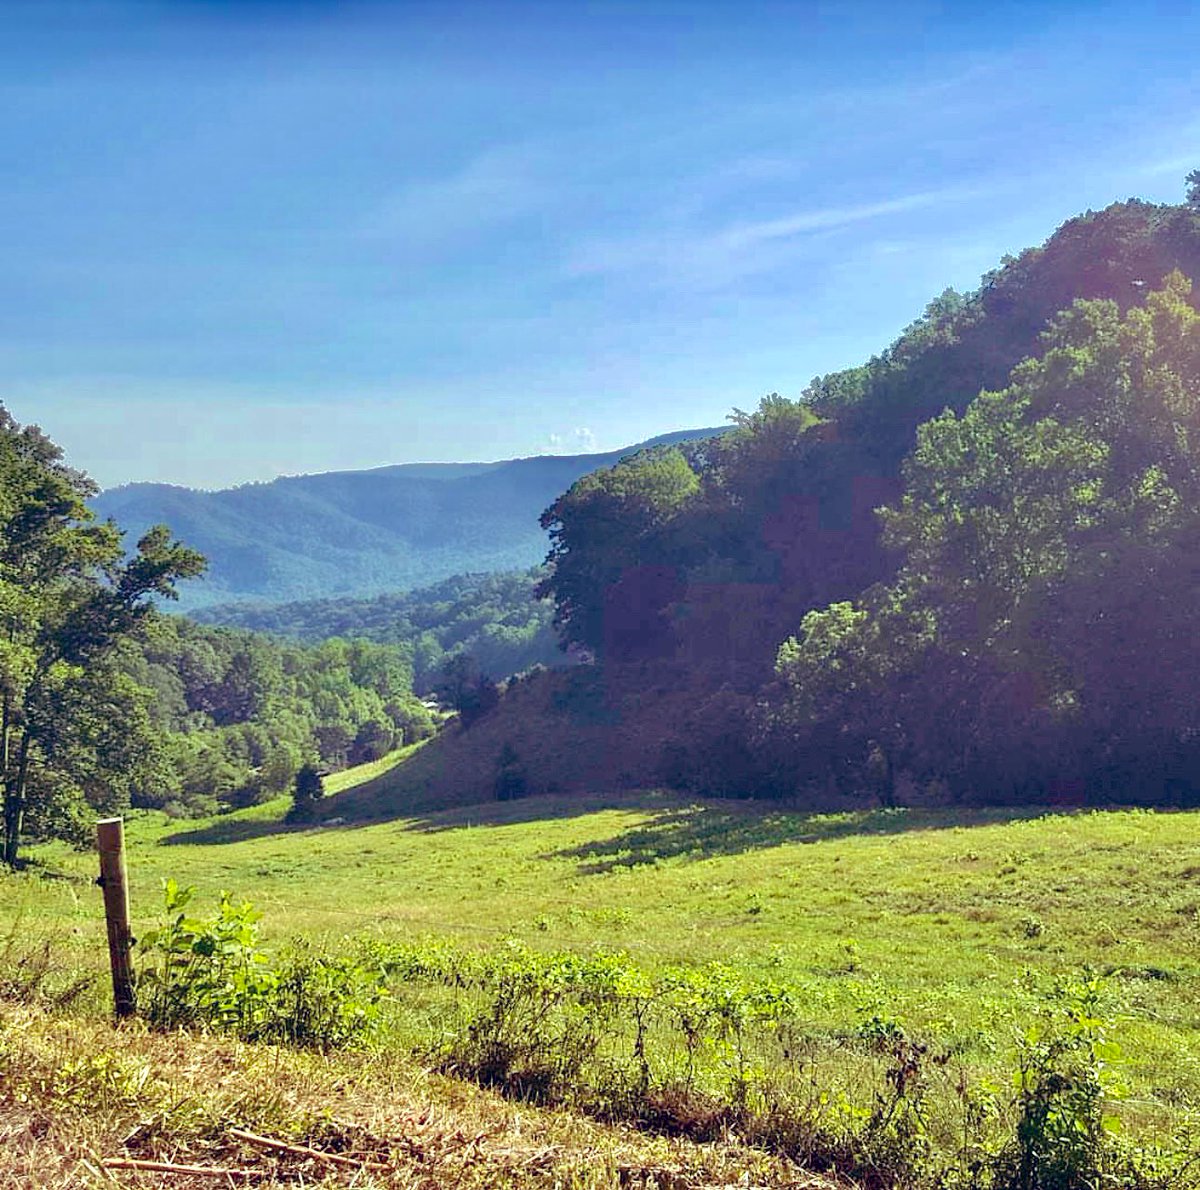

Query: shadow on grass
<box><xmin>160</xmin><ymin>816</ymin><xmax>297</xmax><ymax>846</ymax></box>
<box><xmin>400</xmin><ymin>789</ymin><xmax>683</xmax><ymax>833</ymax></box>
<box><xmin>545</xmin><ymin>800</ymin><xmax>1062</xmax><ymax>873</ymax></box>
<box><xmin>19</xmin><ymin>856</ymin><xmax>93</xmax><ymax>884</ymax></box>
<box><xmin>396</xmin><ymin>789</ymin><xmax>1065</xmax><ymax>869</ymax></box>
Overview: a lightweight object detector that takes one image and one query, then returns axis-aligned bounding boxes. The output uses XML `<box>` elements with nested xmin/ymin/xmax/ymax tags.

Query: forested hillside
<box><xmin>541</xmin><ymin>198</ymin><xmax>1200</xmax><ymax>674</ymax></box>
<box><xmin>393</xmin><ymin>189</ymin><xmax>1200</xmax><ymax>812</ymax></box>
<box><xmin>193</xmin><ymin>568</ymin><xmax>565</xmax><ymax>691</ymax></box>
<box><xmin>0</xmin><ymin>407</ymin><xmax>441</xmax><ymax>863</ymax></box>
<box><xmin>93</xmin><ymin>429</ymin><xmax>723</xmax><ymax>608</ymax></box>
<box><xmin>116</xmin><ymin>619</ymin><xmax>435</xmax><ymax>822</ymax></box>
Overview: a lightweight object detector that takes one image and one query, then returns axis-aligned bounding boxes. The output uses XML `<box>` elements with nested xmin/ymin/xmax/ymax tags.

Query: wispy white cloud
<box><xmin>357</xmin><ymin>143</ymin><xmax>549</xmax><ymax>247</ymax></box>
<box><xmin>720</xmin><ymin>190</ymin><xmax>973</xmax><ymax>250</ymax></box>
<box><xmin>567</xmin><ymin>186</ymin><xmax>975</xmax><ymax>291</ymax></box>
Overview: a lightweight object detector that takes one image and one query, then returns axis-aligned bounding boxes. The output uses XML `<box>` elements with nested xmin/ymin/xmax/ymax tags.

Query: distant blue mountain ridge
<box><xmin>92</xmin><ymin>427</ymin><xmax>725</xmax><ymax>609</ymax></box>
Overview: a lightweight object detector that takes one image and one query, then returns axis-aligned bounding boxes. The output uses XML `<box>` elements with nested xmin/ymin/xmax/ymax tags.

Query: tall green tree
<box><xmin>285</xmin><ymin>763</ymin><xmax>325</xmax><ymax>825</ymax></box>
<box><xmin>0</xmin><ymin>408</ymin><xmax>204</xmax><ymax>866</ymax></box>
<box><xmin>537</xmin><ymin>446</ymin><xmax>700</xmax><ymax>657</ymax></box>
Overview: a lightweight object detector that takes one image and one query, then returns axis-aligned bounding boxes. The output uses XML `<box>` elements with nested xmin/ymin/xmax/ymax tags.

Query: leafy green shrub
<box><xmin>255</xmin><ymin>941</ymin><xmax>386</xmax><ymax>1049</ymax></box>
<box><xmin>296</xmin><ymin>935</ymin><xmax>1200</xmax><ymax>1187</ymax></box>
<box><xmin>369</xmin><ymin>937</ymin><xmax>923</xmax><ymax>1166</ymax></box>
<box><xmin>438</xmin><ymin>944</ymin><xmax>619</xmax><ymax>1102</ymax></box>
<box><xmin>989</xmin><ymin>975</ymin><xmax>1147</xmax><ymax>1190</ymax></box>
<box><xmin>137</xmin><ymin>880</ymin><xmax>269</xmax><ymax>1032</ymax></box>
<box><xmin>137</xmin><ymin>881</ymin><xmax>383</xmax><ymax>1049</ymax></box>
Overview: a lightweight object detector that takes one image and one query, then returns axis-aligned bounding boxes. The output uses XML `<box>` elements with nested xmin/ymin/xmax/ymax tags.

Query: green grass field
<box><xmin>6</xmin><ymin>754</ymin><xmax>1200</xmax><ymax>1184</ymax></box>
<box><xmin>13</xmin><ymin>777</ymin><xmax>1200</xmax><ymax>1087</ymax></box>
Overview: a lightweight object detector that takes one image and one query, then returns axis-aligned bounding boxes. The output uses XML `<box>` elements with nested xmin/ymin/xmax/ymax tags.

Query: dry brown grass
<box><xmin>0</xmin><ymin>1003</ymin><xmax>845</xmax><ymax>1190</ymax></box>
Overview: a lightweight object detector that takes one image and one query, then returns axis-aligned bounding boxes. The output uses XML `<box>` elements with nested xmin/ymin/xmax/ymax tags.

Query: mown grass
<box><xmin>5</xmin><ymin>753</ymin><xmax>1200</xmax><ymax>1182</ymax></box>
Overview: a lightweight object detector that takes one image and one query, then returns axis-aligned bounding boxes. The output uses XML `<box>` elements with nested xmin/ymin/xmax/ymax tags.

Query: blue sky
<box><xmin>3</xmin><ymin>1</ymin><xmax>1199</xmax><ymax>490</ymax></box>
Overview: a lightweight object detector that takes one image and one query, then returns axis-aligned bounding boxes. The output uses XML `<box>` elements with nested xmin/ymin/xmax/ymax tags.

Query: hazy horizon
<box><xmin>94</xmin><ymin>421</ymin><xmax>725</xmax><ymax>494</ymax></box>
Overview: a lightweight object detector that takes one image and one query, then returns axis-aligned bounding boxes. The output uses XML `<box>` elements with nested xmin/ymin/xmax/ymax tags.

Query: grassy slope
<box><xmin>10</xmin><ymin>758</ymin><xmax>1200</xmax><ymax>1123</ymax></box>
<box><xmin>4</xmin><ymin>748</ymin><xmax>1200</xmax><ymax>1184</ymax></box>
<box><xmin>320</xmin><ymin>667</ymin><xmax>724</xmax><ymax>819</ymax></box>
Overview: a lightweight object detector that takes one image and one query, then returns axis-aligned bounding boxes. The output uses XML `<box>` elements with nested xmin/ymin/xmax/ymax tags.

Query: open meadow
<box><xmin>4</xmin><ymin>752</ymin><xmax>1200</xmax><ymax>1187</ymax></box>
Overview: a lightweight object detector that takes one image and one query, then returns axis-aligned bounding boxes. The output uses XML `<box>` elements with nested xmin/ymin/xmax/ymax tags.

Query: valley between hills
<box><xmin>7</xmin><ymin>186</ymin><xmax>1200</xmax><ymax>1187</ymax></box>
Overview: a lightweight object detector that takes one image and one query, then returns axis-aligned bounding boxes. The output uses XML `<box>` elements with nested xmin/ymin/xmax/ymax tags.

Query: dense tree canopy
<box><xmin>0</xmin><ymin>407</ymin><xmax>448</xmax><ymax>857</ymax></box>
<box><xmin>195</xmin><ymin>569</ymin><xmax>563</xmax><ymax>692</ymax></box>
<box><xmin>541</xmin><ymin>200</ymin><xmax>1200</xmax><ymax>674</ymax></box>
<box><xmin>775</xmin><ymin>273</ymin><xmax>1200</xmax><ymax>803</ymax></box>
<box><xmin>121</xmin><ymin>619</ymin><xmax>436</xmax><ymax>817</ymax></box>
<box><xmin>537</xmin><ymin>447</ymin><xmax>701</xmax><ymax>659</ymax></box>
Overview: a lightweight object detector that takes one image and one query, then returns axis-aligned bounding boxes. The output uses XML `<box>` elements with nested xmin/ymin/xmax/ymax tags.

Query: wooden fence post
<box><xmin>96</xmin><ymin>817</ymin><xmax>136</xmax><ymax>1018</ymax></box>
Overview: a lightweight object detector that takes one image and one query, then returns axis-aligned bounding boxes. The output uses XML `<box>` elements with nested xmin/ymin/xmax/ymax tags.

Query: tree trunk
<box><xmin>882</xmin><ymin>747</ymin><xmax>897</xmax><ymax>808</ymax></box>
<box><xmin>2</xmin><ymin>794</ymin><xmax>13</xmax><ymax>868</ymax></box>
<box><xmin>3</xmin><ymin>732</ymin><xmax>30</xmax><ymax>868</ymax></box>
<box><xmin>1</xmin><ymin>691</ymin><xmax>9</xmax><ymax>778</ymax></box>
<box><xmin>3</xmin><ymin>789</ymin><xmax>19</xmax><ymax>869</ymax></box>
<box><xmin>1</xmin><ymin>692</ymin><xmax>10</xmax><ymax>866</ymax></box>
